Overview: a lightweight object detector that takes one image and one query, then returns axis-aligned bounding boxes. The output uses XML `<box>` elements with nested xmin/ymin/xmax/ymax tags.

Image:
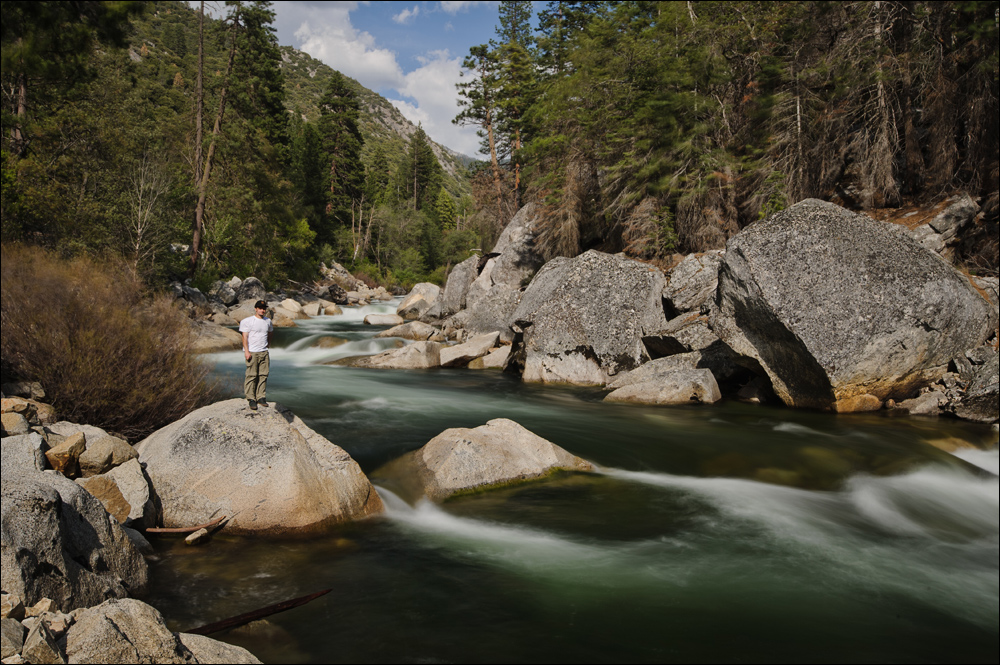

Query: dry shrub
<box><xmin>1</xmin><ymin>244</ymin><xmax>223</xmax><ymax>440</ymax></box>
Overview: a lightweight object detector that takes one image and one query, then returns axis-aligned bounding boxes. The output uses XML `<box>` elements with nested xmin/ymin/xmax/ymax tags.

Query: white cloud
<box><xmin>392</xmin><ymin>6</ymin><xmax>419</xmax><ymax>24</ymax></box>
<box><xmin>275</xmin><ymin>2</ymin><xmax>481</xmax><ymax>157</ymax></box>
<box><xmin>439</xmin><ymin>1</ymin><xmax>495</xmax><ymax>15</ymax></box>
<box><xmin>289</xmin><ymin>3</ymin><xmax>405</xmax><ymax>90</ymax></box>
<box><xmin>389</xmin><ymin>49</ymin><xmax>483</xmax><ymax>157</ymax></box>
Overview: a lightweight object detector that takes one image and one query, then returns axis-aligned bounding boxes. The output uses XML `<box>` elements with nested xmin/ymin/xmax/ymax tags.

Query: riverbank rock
<box><xmin>604</xmin><ymin>368</ymin><xmax>722</xmax><ymax>406</ymax></box>
<box><xmin>468</xmin><ymin>345</ymin><xmax>511</xmax><ymax>370</ymax></box>
<box><xmin>66</xmin><ymin>598</ymin><xmax>261</xmax><ymax>664</ymax></box>
<box><xmin>397</xmin><ymin>283</ymin><xmax>441</xmax><ymax>320</ymax></box>
<box><xmin>440</xmin><ymin>333</ymin><xmax>499</xmax><ymax>368</ymax></box>
<box><xmin>75</xmin><ymin>459</ymin><xmax>158</xmax><ymax>530</ymax></box>
<box><xmin>424</xmin><ymin>255</ymin><xmax>479</xmax><ymax>320</ymax></box>
<box><xmin>345</xmin><ymin>341</ymin><xmax>442</xmax><ymax>370</ymax></box>
<box><xmin>509</xmin><ymin>250</ymin><xmax>669</xmax><ymax>385</ymax></box>
<box><xmin>136</xmin><ymin>400</ymin><xmax>383</xmax><ymax>535</ymax></box>
<box><xmin>663</xmin><ymin>250</ymin><xmax>724</xmax><ymax>315</ymax></box>
<box><xmin>947</xmin><ymin>351</ymin><xmax>999</xmax><ymax>423</ymax></box>
<box><xmin>375</xmin><ymin>321</ymin><xmax>441</xmax><ymax>341</ymax></box>
<box><xmin>190</xmin><ymin>320</ymin><xmax>243</xmax><ymax>354</ymax></box>
<box><xmin>364</xmin><ymin>313</ymin><xmax>404</xmax><ymax>326</ymax></box>
<box><xmin>485</xmin><ymin>202</ymin><xmax>546</xmax><ymax>291</ymax></box>
<box><xmin>1</xmin><ymin>471</ymin><xmax>148</xmax><ymax>611</ymax></box>
<box><xmin>373</xmin><ymin>418</ymin><xmax>593</xmax><ymax>502</ymax></box>
<box><xmin>713</xmin><ymin>199</ymin><xmax>995</xmax><ymax>411</ymax></box>
<box><xmin>2</xmin><ymin>433</ymin><xmax>48</xmax><ymax>474</ymax></box>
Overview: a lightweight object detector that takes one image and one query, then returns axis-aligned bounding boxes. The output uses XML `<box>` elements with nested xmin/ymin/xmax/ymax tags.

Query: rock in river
<box><xmin>713</xmin><ymin>199</ymin><xmax>995</xmax><ymax>411</ymax></box>
<box><xmin>373</xmin><ymin>418</ymin><xmax>593</xmax><ymax>502</ymax></box>
<box><xmin>136</xmin><ymin>400</ymin><xmax>383</xmax><ymax>535</ymax></box>
<box><xmin>510</xmin><ymin>250</ymin><xmax>669</xmax><ymax>385</ymax></box>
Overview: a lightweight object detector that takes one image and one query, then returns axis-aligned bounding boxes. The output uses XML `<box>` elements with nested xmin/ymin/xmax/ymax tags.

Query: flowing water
<box><xmin>147</xmin><ymin>301</ymin><xmax>999</xmax><ymax>663</ymax></box>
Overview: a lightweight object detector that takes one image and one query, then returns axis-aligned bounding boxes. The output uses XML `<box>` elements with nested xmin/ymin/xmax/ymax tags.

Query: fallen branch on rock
<box><xmin>145</xmin><ymin>515</ymin><xmax>227</xmax><ymax>534</ymax></box>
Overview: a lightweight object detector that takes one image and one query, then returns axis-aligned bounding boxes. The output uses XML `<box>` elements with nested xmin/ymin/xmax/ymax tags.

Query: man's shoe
<box><xmin>248</xmin><ymin>399</ymin><xmax>257</xmax><ymax>410</ymax></box>
<box><xmin>257</xmin><ymin>398</ymin><xmax>268</xmax><ymax>407</ymax></box>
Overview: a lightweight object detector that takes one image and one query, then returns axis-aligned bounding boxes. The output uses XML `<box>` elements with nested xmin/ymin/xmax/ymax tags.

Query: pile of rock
<box><xmin>370</xmin><ymin>197</ymin><xmax>998</xmax><ymax>423</ymax></box>
<box><xmin>0</xmin><ymin>594</ymin><xmax>259</xmax><ymax>664</ymax></box>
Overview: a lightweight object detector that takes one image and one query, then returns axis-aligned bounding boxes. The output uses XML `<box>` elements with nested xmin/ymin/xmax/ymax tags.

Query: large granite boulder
<box><xmin>373</xmin><ymin>418</ymin><xmax>593</xmax><ymax>502</ymax></box>
<box><xmin>1</xmin><ymin>471</ymin><xmax>148</xmax><ymax>611</ymax></box>
<box><xmin>234</xmin><ymin>276</ymin><xmax>266</xmax><ymax>303</ymax></box>
<box><xmin>424</xmin><ymin>255</ymin><xmax>480</xmax><ymax>320</ymax></box>
<box><xmin>663</xmin><ymin>251</ymin><xmax>725</xmax><ymax>315</ymax></box>
<box><xmin>397</xmin><ymin>283</ymin><xmax>441</xmax><ymax>320</ymax></box>
<box><xmin>713</xmin><ymin>199</ymin><xmax>995</xmax><ymax>411</ymax></box>
<box><xmin>508</xmin><ymin>250</ymin><xmax>669</xmax><ymax>385</ymax></box>
<box><xmin>136</xmin><ymin>400</ymin><xmax>383</xmax><ymax>535</ymax></box>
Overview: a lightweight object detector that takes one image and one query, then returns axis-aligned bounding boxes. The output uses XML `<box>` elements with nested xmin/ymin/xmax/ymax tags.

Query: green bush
<box><xmin>1</xmin><ymin>244</ymin><xmax>223</xmax><ymax>440</ymax></box>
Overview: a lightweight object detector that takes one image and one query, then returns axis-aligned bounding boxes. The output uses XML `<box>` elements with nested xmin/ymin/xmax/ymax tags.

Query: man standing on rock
<box><xmin>240</xmin><ymin>300</ymin><xmax>273</xmax><ymax>410</ymax></box>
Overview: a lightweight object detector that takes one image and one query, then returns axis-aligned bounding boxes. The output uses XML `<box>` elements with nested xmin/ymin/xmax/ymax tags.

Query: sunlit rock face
<box><xmin>136</xmin><ymin>400</ymin><xmax>383</xmax><ymax>535</ymax></box>
<box><xmin>712</xmin><ymin>199</ymin><xmax>995</xmax><ymax>412</ymax></box>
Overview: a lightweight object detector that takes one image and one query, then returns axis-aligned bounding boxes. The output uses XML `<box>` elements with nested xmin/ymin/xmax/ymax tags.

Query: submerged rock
<box><xmin>604</xmin><ymin>368</ymin><xmax>722</xmax><ymax>406</ymax></box>
<box><xmin>347</xmin><ymin>341</ymin><xmax>442</xmax><ymax>370</ymax></box>
<box><xmin>374</xmin><ymin>418</ymin><xmax>593</xmax><ymax>502</ymax></box>
<box><xmin>510</xmin><ymin>250</ymin><xmax>669</xmax><ymax>385</ymax></box>
<box><xmin>0</xmin><ymin>471</ymin><xmax>148</xmax><ymax>612</ymax></box>
<box><xmin>713</xmin><ymin>199</ymin><xmax>995</xmax><ymax>411</ymax></box>
<box><xmin>136</xmin><ymin>400</ymin><xmax>383</xmax><ymax>535</ymax></box>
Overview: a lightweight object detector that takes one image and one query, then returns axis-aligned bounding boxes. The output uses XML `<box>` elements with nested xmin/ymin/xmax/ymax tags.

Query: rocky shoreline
<box><xmin>3</xmin><ymin>196</ymin><xmax>997</xmax><ymax>663</ymax></box>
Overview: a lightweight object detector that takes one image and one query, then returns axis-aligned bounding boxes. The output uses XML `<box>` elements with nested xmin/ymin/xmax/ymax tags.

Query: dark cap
<box><xmin>254</xmin><ymin>300</ymin><xmax>268</xmax><ymax>309</ymax></box>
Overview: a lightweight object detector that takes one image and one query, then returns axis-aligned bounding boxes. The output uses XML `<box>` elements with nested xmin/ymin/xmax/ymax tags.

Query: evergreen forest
<box><xmin>2</xmin><ymin>0</ymin><xmax>997</xmax><ymax>294</ymax></box>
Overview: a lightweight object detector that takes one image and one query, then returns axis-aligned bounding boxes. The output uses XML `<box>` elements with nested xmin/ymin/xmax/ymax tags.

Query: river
<box><xmin>146</xmin><ymin>301</ymin><xmax>999</xmax><ymax>663</ymax></box>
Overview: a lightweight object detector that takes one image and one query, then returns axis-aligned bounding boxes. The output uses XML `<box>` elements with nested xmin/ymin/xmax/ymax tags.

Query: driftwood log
<box><xmin>186</xmin><ymin>589</ymin><xmax>333</xmax><ymax>635</ymax></box>
<box><xmin>145</xmin><ymin>515</ymin><xmax>227</xmax><ymax>534</ymax></box>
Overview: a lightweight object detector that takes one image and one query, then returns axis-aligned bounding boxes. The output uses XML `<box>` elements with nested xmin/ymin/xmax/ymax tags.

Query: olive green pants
<box><xmin>244</xmin><ymin>351</ymin><xmax>269</xmax><ymax>401</ymax></box>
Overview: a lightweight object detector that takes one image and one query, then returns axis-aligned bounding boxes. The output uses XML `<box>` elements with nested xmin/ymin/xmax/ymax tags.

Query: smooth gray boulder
<box><xmin>1</xmin><ymin>432</ymin><xmax>48</xmax><ymax>474</ymax></box>
<box><xmin>347</xmin><ymin>341</ymin><xmax>442</xmax><ymax>370</ymax></box>
<box><xmin>363</xmin><ymin>313</ymin><xmax>405</xmax><ymax>326</ymax></box>
<box><xmin>604</xmin><ymin>369</ymin><xmax>722</xmax><ymax>405</ymax></box>
<box><xmin>424</xmin><ymin>255</ymin><xmax>480</xmax><ymax>320</ymax></box>
<box><xmin>713</xmin><ymin>199</ymin><xmax>995</xmax><ymax>411</ymax></box>
<box><xmin>136</xmin><ymin>400</ymin><xmax>383</xmax><ymax>535</ymax></box>
<box><xmin>373</xmin><ymin>418</ymin><xmax>593</xmax><ymax>502</ymax></box>
<box><xmin>1</xmin><ymin>471</ymin><xmax>148</xmax><ymax>611</ymax></box>
<box><xmin>177</xmin><ymin>633</ymin><xmax>262</xmax><ymax>664</ymax></box>
<box><xmin>397</xmin><ymin>283</ymin><xmax>440</xmax><ymax>320</ymax></box>
<box><xmin>65</xmin><ymin>599</ymin><xmax>193</xmax><ymax>664</ymax></box>
<box><xmin>663</xmin><ymin>251</ymin><xmax>724</xmax><ymax>314</ymax></box>
<box><xmin>509</xmin><ymin>251</ymin><xmax>669</xmax><ymax>385</ymax></box>
<box><xmin>375</xmin><ymin>321</ymin><xmax>440</xmax><ymax>341</ymax></box>
<box><xmin>440</xmin><ymin>333</ymin><xmax>500</xmax><ymax>367</ymax></box>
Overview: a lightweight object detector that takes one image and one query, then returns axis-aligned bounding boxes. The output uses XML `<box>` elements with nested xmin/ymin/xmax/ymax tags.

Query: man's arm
<box><xmin>242</xmin><ymin>331</ymin><xmax>251</xmax><ymax>361</ymax></box>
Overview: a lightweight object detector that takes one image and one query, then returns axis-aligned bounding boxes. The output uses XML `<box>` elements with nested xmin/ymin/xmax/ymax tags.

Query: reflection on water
<box><xmin>150</xmin><ymin>302</ymin><xmax>999</xmax><ymax>664</ymax></box>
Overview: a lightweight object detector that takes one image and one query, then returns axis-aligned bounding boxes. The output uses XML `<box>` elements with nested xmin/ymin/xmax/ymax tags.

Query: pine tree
<box><xmin>402</xmin><ymin>125</ymin><xmax>442</xmax><ymax>211</ymax></box>
<box><xmin>317</xmin><ymin>71</ymin><xmax>364</xmax><ymax>239</ymax></box>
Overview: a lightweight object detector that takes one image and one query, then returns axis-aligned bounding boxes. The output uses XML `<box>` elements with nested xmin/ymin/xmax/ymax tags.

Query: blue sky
<box><xmin>268</xmin><ymin>1</ymin><xmax>527</xmax><ymax>157</ymax></box>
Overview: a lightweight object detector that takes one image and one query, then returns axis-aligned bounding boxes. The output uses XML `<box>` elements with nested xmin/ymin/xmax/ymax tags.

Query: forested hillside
<box><xmin>461</xmin><ymin>1</ymin><xmax>998</xmax><ymax>274</ymax></box>
<box><xmin>1</xmin><ymin>0</ymin><xmax>477</xmax><ymax>290</ymax></box>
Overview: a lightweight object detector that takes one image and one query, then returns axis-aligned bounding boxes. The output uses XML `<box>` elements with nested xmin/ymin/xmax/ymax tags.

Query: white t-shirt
<box><xmin>239</xmin><ymin>315</ymin><xmax>273</xmax><ymax>353</ymax></box>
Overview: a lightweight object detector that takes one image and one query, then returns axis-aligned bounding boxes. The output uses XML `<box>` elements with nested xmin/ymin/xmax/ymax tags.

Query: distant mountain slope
<box><xmin>279</xmin><ymin>45</ymin><xmax>472</xmax><ymax>185</ymax></box>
